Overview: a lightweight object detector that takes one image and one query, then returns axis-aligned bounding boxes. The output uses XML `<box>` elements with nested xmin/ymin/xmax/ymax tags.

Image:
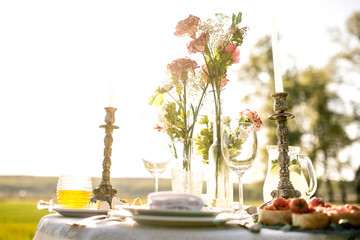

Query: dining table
<box><xmin>33</xmin><ymin>213</ymin><xmax>358</xmax><ymax>240</ymax></box>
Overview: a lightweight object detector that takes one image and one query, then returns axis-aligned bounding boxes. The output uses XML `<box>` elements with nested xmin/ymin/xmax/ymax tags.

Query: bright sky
<box><xmin>0</xmin><ymin>0</ymin><xmax>359</xmax><ymax>181</ymax></box>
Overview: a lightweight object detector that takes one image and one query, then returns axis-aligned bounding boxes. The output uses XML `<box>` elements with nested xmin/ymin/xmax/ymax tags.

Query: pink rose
<box><xmin>174</xmin><ymin>15</ymin><xmax>201</xmax><ymax>38</ymax></box>
<box><xmin>167</xmin><ymin>58</ymin><xmax>198</xmax><ymax>79</ymax></box>
<box><xmin>240</xmin><ymin>109</ymin><xmax>263</xmax><ymax>131</ymax></box>
<box><xmin>225</xmin><ymin>43</ymin><xmax>240</xmax><ymax>64</ymax></box>
<box><xmin>187</xmin><ymin>32</ymin><xmax>209</xmax><ymax>54</ymax></box>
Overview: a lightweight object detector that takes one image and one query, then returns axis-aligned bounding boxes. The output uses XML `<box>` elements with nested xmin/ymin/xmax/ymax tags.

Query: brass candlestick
<box><xmin>91</xmin><ymin>107</ymin><xmax>119</xmax><ymax>205</ymax></box>
<box><xmin>268</xmin><ymin>92</ymin><xmax>301</xmax><ymax>199</ymax></box>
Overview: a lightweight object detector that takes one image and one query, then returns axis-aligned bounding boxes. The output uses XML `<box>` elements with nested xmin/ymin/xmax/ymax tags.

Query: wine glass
<box><xmin>222</xmin><ymin>122</ymin><xmax>257</xmax><ymax>215</ymax></box>
<box><xmin>142</xmin><ymin>157</ymin><xmax>170</xmax><ymax>192</ymax></box>
<box><xmin>142</xmin><ymin>136</ymin><xmax>171</xmax><ymax>192</ymax></box>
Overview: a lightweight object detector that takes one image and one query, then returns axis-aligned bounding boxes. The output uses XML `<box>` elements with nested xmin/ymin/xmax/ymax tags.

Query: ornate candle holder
<box><xmin>91</xmin><ymin>107</ymin><xmax>119</xmax><ymax>205</ymax></box>
<box><xmin>268</xmin><ymin>92</ymin><xmax>301</xmax><ymax>199</ymax></box>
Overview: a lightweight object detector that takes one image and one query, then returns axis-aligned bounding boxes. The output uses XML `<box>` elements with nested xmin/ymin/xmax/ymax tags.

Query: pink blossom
<box><xmin>167</xmin><ymin>58</ymin><xmax>198</xmax><ymax>79</ymax></box>
<box><xmin>174</xmin><ymin>15</ymin><xmax>200</xmax><ymax>38</ymax></box>
<box><xmin>187</xmin><ymin>32</ymin><xmax>209</xmax><ymax>54</ymax></box>
<box><xmin>225</xmin><ymin>44</ymin><xmax>240</xmax><ymax>64</ymax></box>
<box><xmin>240</xmin><ymin>109</ymin><xmax>263</xmax><ymax>131</ymax></box>
<box><xmin>201</xmin><ymin>64</ymin><xmax>209</xmax><ymax>77</ymax></box>
<box><xmin>153</xmin><ymin>124</ymin><xmax>163</xmax><ymax>132</ymax></box>
<box><xmin>221</xmin><ymin>74</ymin><xmax>229</xmax><ymax>88</ymax></box>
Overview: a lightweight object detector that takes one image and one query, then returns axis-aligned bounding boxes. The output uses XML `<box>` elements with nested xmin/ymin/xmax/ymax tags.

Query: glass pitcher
<box><xmin>263</xmin><ymin>145</ymin><xmax>317</xmax><ymax>202</ymax></box>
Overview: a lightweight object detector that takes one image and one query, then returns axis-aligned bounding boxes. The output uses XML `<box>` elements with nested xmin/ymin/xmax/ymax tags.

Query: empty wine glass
<box><xmin>142</xmin><ymin>157</ymin><xmax>170</xmax><ymax>192</ymax></box>
<box><xmin>222</xmin><ymin>122</ymin><xmax>257</xmax><ymax>215</ymax></box>
<box><xmin>142</xmin><ymin>135</ymin><xmax>171</xmax><ymax>192</ymax></box>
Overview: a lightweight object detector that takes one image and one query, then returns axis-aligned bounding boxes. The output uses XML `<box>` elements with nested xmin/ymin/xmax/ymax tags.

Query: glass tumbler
<box><xmin>56</xmin><ymin>175</ymin><xmax>92</xmax><ymax>209</ymax></box>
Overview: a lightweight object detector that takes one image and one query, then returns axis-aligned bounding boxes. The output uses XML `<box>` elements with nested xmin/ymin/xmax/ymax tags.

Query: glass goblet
<box><xmin>222</xmin><ymin>122</ymin><xmax>257</xmax><ymax>214</ymax></box>
<box><xmin>142</xmin><ymin>157</ymin><xmax>170</xmax><ymax>192</ymax></box>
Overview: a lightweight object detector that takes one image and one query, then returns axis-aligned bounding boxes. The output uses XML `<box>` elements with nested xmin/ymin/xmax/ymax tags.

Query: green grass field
<box><xmin>0</xmin><ymin>200</ymin><xmax>48</xmax><ymax>240</ymax></box>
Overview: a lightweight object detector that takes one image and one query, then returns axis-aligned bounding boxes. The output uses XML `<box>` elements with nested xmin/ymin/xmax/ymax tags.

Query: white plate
<box><xmin>121</xmin><ymin>206</ymin><xmax>222</xmax><ymax>217</ymax></box>
<box><xmin>53</xmin><ymin>208</ymin><xmax>108</xmax><ymax>218</ymax></box>
<box><xmin>131</xmin><ymin>214</ymin><xmax>227</xmax><ymax>227</ymax></box>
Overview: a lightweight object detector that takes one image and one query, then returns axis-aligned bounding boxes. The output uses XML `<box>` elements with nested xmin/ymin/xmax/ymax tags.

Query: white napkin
<box><xmin>148</xmin><ymin>191</ymin><xmax>203</xmax><ymax>210</ymax></box>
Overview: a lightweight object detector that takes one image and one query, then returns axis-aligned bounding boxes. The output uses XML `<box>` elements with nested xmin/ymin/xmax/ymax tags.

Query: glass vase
<box><xmin>171</xmin><ymin>139</ymin><xmax>204</xmax><ymax>197</ymax></box>
<box><xmin>206</xmin><ymin>106</ymin><xmax>233</xmax><ymax>208</ymax></box>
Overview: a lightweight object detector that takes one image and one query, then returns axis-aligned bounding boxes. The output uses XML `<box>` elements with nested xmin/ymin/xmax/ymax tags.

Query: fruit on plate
<box><xmin>308</xmin><ymin>197</ymin><xmax>360</xmax><ymax>226</ymax></box>
<box><xmin>326</xmin><ymin>204</ymin><xmax>360</xmax><ymax>226</ymax></box>
<box><xmin>289</xmin><ymin>197</ymin><xmax>330</xmax><ymax>229</ymax></box>
<box><xmin>309</xmin><ymin>196</ymin><xmax>325</xmax><ymax>208</ymax></box>
<box><xmin>260</xmin><ymin>196</ymin><xmax>360</xmax><ymax>229</ymax></box>
<box><xmin>289</xmin><ymin>198</ymin><xmax>309</xmax><ymax>213</ymax></box>
<box><xmin>259</xmin><ymin>198</ymin><xmax>292</xmax><ymax>225</ymax></box>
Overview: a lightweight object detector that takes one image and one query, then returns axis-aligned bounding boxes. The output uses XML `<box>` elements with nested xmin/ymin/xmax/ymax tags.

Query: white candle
<box><xmin>271</xmin><ymin>18</ymin><xmax>284</xmax><ymax>93</ymax></box>
<box><xmin>108</xmin><ymin>80</ymin><xmax>114</xmax><ymax>107</ymax></box>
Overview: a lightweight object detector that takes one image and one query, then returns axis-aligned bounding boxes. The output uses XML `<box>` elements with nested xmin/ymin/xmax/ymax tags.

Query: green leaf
<box><xmin>199</xmin><ymin>115</ymin><xmax>209</xmax><ymax>125</ymax></box>
<box><xmin>236</xmin><ymin>12</ymin><xmax>242</xmax><ymax>24</ymax></box>
<box><xmin>154</xmin><ymin>94</ymin><xmax>164</xmax><ymax>106</ymax></box>
<box><xmin>271</xmin><ymin>159</ymin><xmax>278</xmax><ymax>170</ymax></box>
<box><xmin>197</xmin><ymin>144</ymin><xmax>205</xmax><ymax>150</ymax></box>
<box><xmin>149</xmin><ymin>94</ymin><xmax>157</xmax><ymax>105</ymax></box>
<box><xmin>290</xmin><ymin>159</ymin><xmax>297</xmax><ymax>165</ymax></box>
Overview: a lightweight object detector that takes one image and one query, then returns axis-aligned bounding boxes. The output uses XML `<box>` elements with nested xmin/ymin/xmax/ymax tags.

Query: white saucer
<box><xmin>53</xmin><ymin>208</ymin><xmax>108</xmax><ymax>218</ymax></box>
<box><xmin>121</xmin><ymin>206</ymin><xmax>221</xmax><ymax>217</ymax></box>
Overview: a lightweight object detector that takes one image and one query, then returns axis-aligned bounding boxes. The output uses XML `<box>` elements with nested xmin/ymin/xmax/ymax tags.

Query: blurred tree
<box><xmin>329</xmin><ymin>11</ymin><xmax>360</xmax><ymax>202</ymax></box>
<box><xmin>355</xmin><ymin>166</ymin><xmax>360</xmax><ymax>202</ymax></box>
<box><xmin>239</xmin><ymin>36</ymin><xmax>303</xmax><ymax>148</ymax></box>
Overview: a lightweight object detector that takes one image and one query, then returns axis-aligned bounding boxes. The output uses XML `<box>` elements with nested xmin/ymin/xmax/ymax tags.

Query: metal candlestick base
<box><xmin>91</xmin><ymin>107</ymin><xmax>119</xmax><ymax>205</ymax></box>
<box><xmin>268</xmin><ymin>92</ymin><xmax>301</xmax><ymax>199</ymax></box>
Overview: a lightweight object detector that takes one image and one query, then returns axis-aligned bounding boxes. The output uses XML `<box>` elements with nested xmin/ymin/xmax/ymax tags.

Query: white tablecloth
<box><xmin>34</xmin><ymin>214</ymin><xmax>354</xmax><ymax>240</ymax></box>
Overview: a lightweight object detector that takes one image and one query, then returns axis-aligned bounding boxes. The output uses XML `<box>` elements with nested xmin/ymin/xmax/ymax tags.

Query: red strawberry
<box><xmin>309</xmin><ymin>197</ymin><xmax>325</xmax><ymax>209</ymax></box>
<box><xmin>290</xmin><ymin>198</ymin><xmax>309</xmax><ymax>213</ymax></box>
<box><xmin>264</xmin><ymin>205</ymin><xmax>276</xmax><ymax>210</ymax></box>
<box><xmin>273</xmin><ymin>198</ymin><xmax>289</xmax><ymax>210</ymax></box>
<box><xmin>306</xmin><ymin>208</ymin><xmax>316</xmax><ymax>213</ymax></box>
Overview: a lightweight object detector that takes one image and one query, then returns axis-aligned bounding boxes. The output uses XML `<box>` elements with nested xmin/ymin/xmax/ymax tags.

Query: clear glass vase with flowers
<box><xmin>175</xmin><ymin>13</ymin><xmax>248</xmax><ymax>207</ymax></box>
<box><xmin>149</xmin><ymin>57</ymin><xmax>209</xmax><ymax>196</ymax></box>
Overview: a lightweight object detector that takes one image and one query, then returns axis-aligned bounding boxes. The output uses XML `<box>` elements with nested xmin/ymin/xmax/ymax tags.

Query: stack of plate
<box><xmin>121</xmin><ymin>206</ymin><xmax>227</xmax><ymax>227</ymax></box>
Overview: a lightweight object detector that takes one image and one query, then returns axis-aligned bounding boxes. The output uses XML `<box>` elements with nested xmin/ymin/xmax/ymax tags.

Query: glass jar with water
<box><xmin>263</xmin><ymin>145</ymin><xmax>317</xmax><ymax>202</ymax></box>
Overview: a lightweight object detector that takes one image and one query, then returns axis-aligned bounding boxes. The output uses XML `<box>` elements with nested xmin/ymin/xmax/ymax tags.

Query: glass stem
<box><xmin>238</xmin><ymin>172</ymin><xmax>244</xmax><ymax>213</ymax></box>
<box><xmin>154</xmin><ymin>175</ymin><xmax>159</xmax><ymax>192</ymax></box>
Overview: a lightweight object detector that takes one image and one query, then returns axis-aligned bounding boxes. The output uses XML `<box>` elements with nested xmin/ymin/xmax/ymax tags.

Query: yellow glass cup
<box><xmin>56</xmin><ymin>175</ymin><xmax>92</xmax><ymax>209</ymax></box>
